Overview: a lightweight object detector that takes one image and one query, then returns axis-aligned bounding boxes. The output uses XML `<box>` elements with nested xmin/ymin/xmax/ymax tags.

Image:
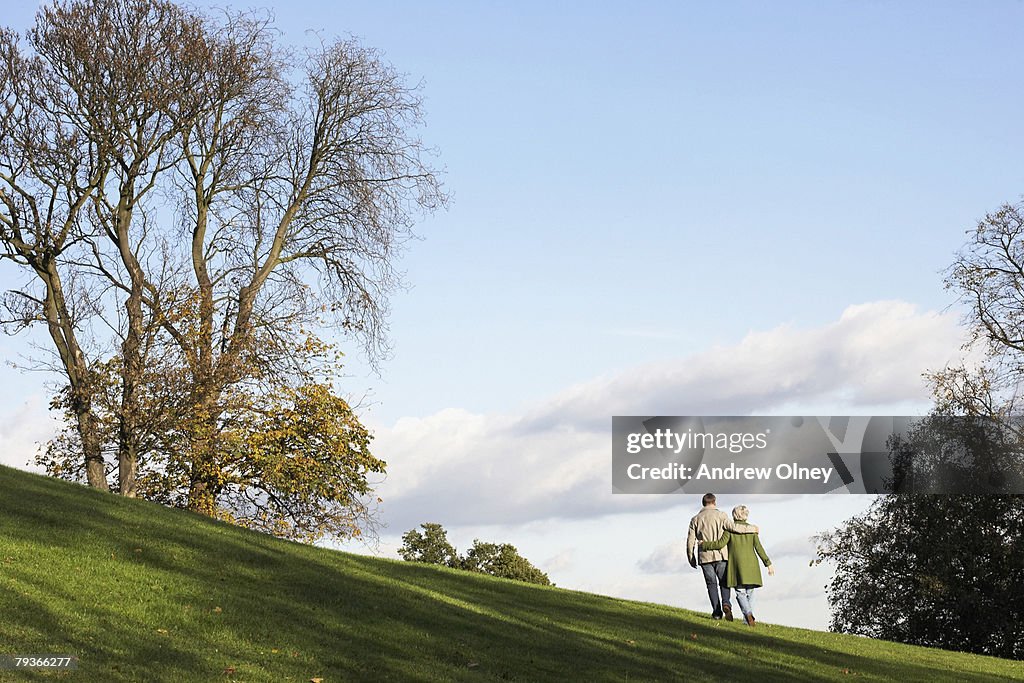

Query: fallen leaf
<box><xmin>625</xmin><ymin>639</ymin><xmax>636</xmax><ymax>645</ymax></box>
<box><xmin>213</xmin><ymin>606</ymin><xmax>223</xmax><ymax>614</ymax></box>
<box><xmin>310</xmin><ymin>678</ymin><xmax>324</xmax><ymax>683</ymax></box>
<box><xmin>134</xmin><ymin>548</ymin><xmax>142</xmax><ymax>553</ymax></box>
<box><xmin>467</xmin><ymin>662</ymin><xmax>479</xmax><ymax>669</ymax></box>
<box><xmin>271</xmin><ymin>649</ymin><xmax>280</xmax><ymax>654</ymax></box>
<box><xmin>690</xmin><ymin>633</ymin><xmax>698</xmax><ymax>640</ymax></box>
<box><xmin>156</xmin><ymin>629</ymin><xmax>168</xmax><ymax>636</ymax></box>
<box><xmin>224</xmin><ymin>666</ymin><xmax>236</xmax><ymax>674</ymax></box>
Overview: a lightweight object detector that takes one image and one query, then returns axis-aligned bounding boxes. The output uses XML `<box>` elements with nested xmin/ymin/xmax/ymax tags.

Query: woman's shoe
<box><xmin>745</xmin><ymin>613</ymin><xmax>756</xmax><ymax>627</ymax></box>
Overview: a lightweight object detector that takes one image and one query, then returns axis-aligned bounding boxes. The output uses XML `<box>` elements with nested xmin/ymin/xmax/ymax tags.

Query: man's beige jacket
<box><xmin>686</xmin><ymin>507</ymin><xmax>751</xmax><ymax>565</ymax></box>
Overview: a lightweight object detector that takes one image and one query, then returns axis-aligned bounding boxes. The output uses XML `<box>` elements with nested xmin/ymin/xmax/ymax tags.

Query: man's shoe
<box><xmin>745</xmin><ymin>613</ymin><xmax>756</xmax><ymax>627</ymax></box>
<box><xmin>711</xmin><ymin>612</ymin><xmax>723</xmax><ymax>620</ymax></box>
<box><xmin>722</xmin><ymin>604</ymin><xmax>733</xmax><ymax>622</ymax></box>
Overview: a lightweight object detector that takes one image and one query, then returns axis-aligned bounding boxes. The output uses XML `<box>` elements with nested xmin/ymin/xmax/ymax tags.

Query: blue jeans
<box><xmin>700</xmin><ymin>561</ymin><xmax>731</xmax><ymax>616</ymax></box>
<box><xmin>735</xmin><ymin>586</ymin><xmax>757</xmax><ymax>617</ymax></box>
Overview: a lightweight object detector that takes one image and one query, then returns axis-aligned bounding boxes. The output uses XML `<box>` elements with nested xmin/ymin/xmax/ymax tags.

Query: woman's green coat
<box><xmin>701</xmin><ymin>521</ymin><xmax>771</xmax><ymax>587</ymax></box>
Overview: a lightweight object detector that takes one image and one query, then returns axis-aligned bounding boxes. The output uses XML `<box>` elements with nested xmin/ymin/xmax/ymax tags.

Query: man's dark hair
<box><xmin>702</xmin><ymin>493</ymin><xmax>716</xmax><ymax>507</ymax></box>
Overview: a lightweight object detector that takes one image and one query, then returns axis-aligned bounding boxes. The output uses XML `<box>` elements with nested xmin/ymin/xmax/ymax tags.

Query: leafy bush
<box><xmin>399</xmin><ymin>523</ymin><xmax>552</xmax><ymax>586</ymax></box>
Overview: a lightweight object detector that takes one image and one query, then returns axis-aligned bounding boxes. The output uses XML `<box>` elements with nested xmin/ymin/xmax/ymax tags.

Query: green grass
<box><xmin>0</xmin><ymin>465</ymin><xmax>1021</xmax><ymax>682</ymax></box>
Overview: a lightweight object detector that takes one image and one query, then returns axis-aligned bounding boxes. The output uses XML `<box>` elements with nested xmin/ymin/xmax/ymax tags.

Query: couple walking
<box><xmin>685</xmin><ymin>493</ymin><xmax>774</xmax><ymax>626</ymax></box>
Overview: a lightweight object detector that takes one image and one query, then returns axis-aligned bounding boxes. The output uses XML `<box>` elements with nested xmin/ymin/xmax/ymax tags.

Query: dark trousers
<box><xmin>701</xmin><ymin>560</ymin><xmax>731</xmax><ymax>616</ymax></box>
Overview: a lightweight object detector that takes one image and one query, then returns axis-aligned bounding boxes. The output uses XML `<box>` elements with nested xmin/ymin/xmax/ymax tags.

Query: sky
<box><xmin>3</xmin><ymin>1</ymin><xmax>1024</xmax><ymax>631</ymax></box>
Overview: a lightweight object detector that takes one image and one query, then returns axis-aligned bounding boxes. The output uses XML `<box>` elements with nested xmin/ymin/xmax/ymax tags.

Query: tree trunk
<box><xmin>39</xmin><ymin>260</ymin><xmax>109</xmax><ymax>491</ymax></box>
<box><xmin>76</xmin><ymin>396</ymin><xmax>110</xmax><ymax>492</ymax></box>
<box><xmin>113</xmin><ymin>192</ymin><xmax>146</xmax><ymax>497</ymax></box>
<box><xmin>116</xmin><ymin>289</ymin><xmax>143</xmax><ymax>498</ymax></box>
<box><xmin>117</xmin><ymin>439</ymin><xmax>138</xmax><ymax>497</ymax></box>
<box><xmin>186</xmin><ymin>389</ymin><xmax>221</xmax><ymax>515</ymax></box>
<box><xmin>186</xmin><ymin>478</ymin><xmax>217</xmax><ymax>515</ymax></box>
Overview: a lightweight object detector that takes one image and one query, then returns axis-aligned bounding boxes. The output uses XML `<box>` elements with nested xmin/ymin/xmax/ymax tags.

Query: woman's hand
<box><xmin>767</xmin><ymin>564</ymin><xmax>775</xmax><ymax>576</ymax></box>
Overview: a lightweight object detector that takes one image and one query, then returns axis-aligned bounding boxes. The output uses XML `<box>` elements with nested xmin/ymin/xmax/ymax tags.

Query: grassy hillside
<box><xmin>0</xmin><ymin>465</ymin><xmax>1021</xmax><ymax>682</ymax></box>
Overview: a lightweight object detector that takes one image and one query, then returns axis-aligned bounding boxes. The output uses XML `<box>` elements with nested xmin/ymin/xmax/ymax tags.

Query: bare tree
<box><xmin>932</xmin><ymin>200</ymin><xmax>1024</xmax><ymax>423</ymax></box>
<box><xmin>28</xmin><ymin>0</ymin><xmax>215</xmax><ymax>496</ymax></box>
<box><xmin>3</xmin><ymin>0</ymin><xmax>445</xmax><ymax>536</ymax></box>
<box><xmin>157</xmin><ymin>28</ymin><xmax>446</xmax><ymax>513</ymax></box>
<box><xmin>0</xmin><ymin>26</ymin><xmax>111</xmax><ymax>489</ymax></box>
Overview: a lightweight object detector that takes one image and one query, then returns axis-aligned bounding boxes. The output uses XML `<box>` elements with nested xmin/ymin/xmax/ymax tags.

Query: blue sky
<box><xmin>3</xmin><ymin>1</ymin><xmax>1024</xmax><ymax>630</ymax></box>
<box><xmin>301</xmin><ymin>0</ymin><xmax>1024</xmax><ymax>420</ymax></box>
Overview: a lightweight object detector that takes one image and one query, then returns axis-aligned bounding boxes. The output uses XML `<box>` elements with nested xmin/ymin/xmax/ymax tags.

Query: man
<box><xmin>686</xmin><ymin>493</ymin><xmax>758</xmax><ymax>621</ymax></box>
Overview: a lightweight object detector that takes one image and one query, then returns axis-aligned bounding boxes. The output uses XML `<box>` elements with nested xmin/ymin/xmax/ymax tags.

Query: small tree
<box><xmin>39</xmin><ymin>332</ymin><xmax>384</xmax><ymax>543</ymax></box>
<box><xmin>398</xmin><ymin>524</ymin><xmax>552</xmax><ymax>586</ymax></box>
<box><xmin>398</xmin><ymin>523</ymin><xmax>458</xmax><ymax>567</ymax></box>
<box><xmin>461</xmin><ymin>540</ymin><xmax>551</xmax><ymax>586</ymax></box>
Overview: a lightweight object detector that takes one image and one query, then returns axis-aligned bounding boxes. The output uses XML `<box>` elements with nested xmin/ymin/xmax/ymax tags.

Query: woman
<box><xmin>698</xmin><ymin>504</ymin><xmax>774</xmax><ymax>626</ymax></box>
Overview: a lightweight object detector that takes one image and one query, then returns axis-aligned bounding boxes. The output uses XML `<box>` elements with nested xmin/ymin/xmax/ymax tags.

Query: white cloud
<box><xmin>517</xmin><ymin>300</ymin><xmax>966</xmax><ymax>432</ymax></box>
<box><xmin>371</xmin><ymin>301</ymin><xmax>967</xmax><ymax>530</ymax></box>
<box><xmin>770</xmin><ymin>535</ymin><xmax>819</xmax><ymax>560</ymax></box>
<box><xmin>371</xmin><ymin>409</ymin><xmax>637</xmax><ymax>529</ymax></box>
<box><xmin>541</xmin><ymin>548</ymin><xmax>576</xmax><ymax>574</ymax></box>
<box><xmin>637</xmin><ymin>540</ymin><xmax>688</xmax><ymax>574</ymax></box>
<box><xmin>0</xmin><ymin>394</ymin><xmax>60</xmax><ymax>473</ymax></box>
